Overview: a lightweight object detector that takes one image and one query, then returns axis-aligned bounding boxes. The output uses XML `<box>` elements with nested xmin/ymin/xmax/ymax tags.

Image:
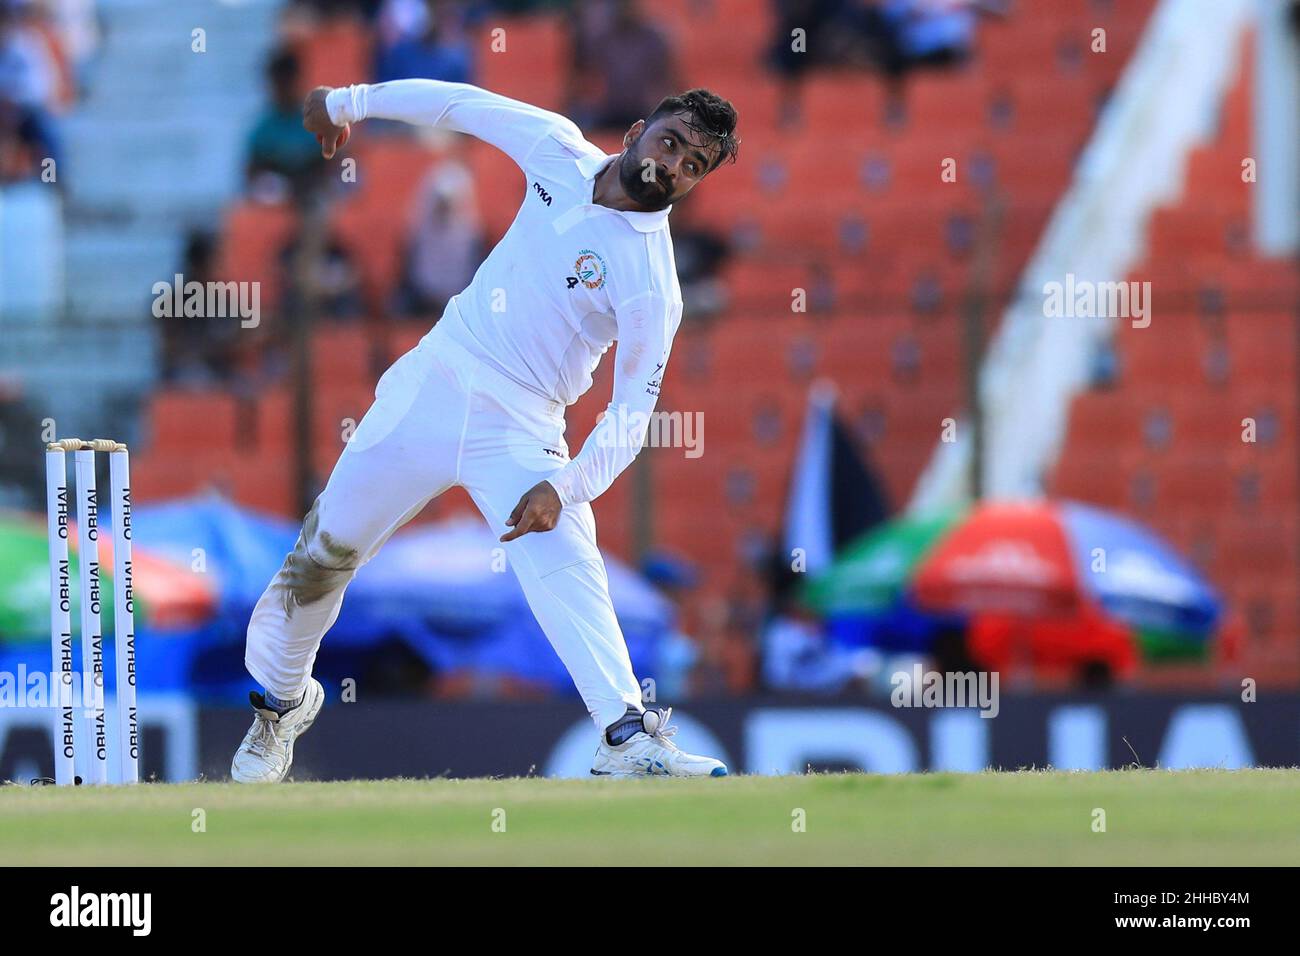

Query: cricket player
<box><xmin>231</xmin><ymin>78</ymin><xmax>739</xmax><ymax>781</ymax></box>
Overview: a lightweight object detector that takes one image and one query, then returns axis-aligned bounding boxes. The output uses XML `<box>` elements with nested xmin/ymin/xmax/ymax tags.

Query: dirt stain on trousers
<box><xmin>274</xmin><ymin>501</ymin><xmax>361</xmax><ymax>618</ymax></box>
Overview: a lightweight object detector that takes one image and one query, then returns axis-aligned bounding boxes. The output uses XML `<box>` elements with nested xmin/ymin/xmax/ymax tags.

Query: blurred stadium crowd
<box><xmin>2</xmin><ymin>0</ymin><xmax>1299</xmax><ymax>704</ymax></box>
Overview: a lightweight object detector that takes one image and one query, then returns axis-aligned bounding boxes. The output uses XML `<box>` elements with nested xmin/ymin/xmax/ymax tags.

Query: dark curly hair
<box><xmin>646</xmin><ymin>88</ymin><xmax>740</xmax><ymax>172</ymax></box>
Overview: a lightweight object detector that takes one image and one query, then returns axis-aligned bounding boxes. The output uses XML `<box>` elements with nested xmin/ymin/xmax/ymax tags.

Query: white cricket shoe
<box><xmin>231</xmin><ymin>678</ymin><xmax>325</xmax><ymax>783</ymax></box>
<box><xmin>591</xmin><ymin>707</ymin><xmax>729</xmax><ymax>778</ymax></box>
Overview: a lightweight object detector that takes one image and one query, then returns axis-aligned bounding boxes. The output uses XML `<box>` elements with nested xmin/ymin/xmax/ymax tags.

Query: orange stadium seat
<box><xmin>384</xmin><ymin>324</ymin><xmax>428</xmax><ymax>364</ymax></box>
<box><xmin>294</xmin><ymin>18</ymin><xmax>374</xmax><ymax>91</ymax></box>
<box><xmin>1051</xmin><ymin>450</ymin><xmax>1140</xmax><ymax>510</ymax></box>
<box><xmin>1224</xmin><ymin>319</ymin><xmax>1297</xmax><ymax>381</ymax></box>
<box><xmin>1061</xmin><ymin>392</ymin><xmax>1145</xmax><ymax>451</ymax></box>
<box><xmin>351</xmin><ymin>138</ymin><xmax>444</xmax><ymax>204</ymax></box>
<box><xmin>474</xmin><ymin>17</ymin><xmax>567</xmax><ymax>110</ymax></box>
<box><xmin>1055</xmin><ymin>23</ymin><xmax>1300</xmax><ymax>670</ymax></box>
<box><xmin>330</xmin><ymin>139</ymin><xmax>455</xmax><ymax>307</ymax></box>
<box><xmin>250</xmin><ymin>388</ymin><xmax>293</xmax><ymax>452</ymax></box>
<box><xmin>227</xmin><ymin>450</ymin><xmax>297</xmax><ymax>516</ymax></box>
<box><xmin>130</xmin><ymin>450</ymin><xmax>210</xmax><ymax>503</ymax></box>
<box><xmin>905</xmin><ymin>72</ymin><xmax>991</xmax><ymax>127</ymax></box>
<box><xmin>314</xmin><ymin>383</ymin><xmax>378</xmax><ymax>453</ymax></box>
<box><xmin>666</xmin><ymin>0</ymin><xmax>773</xmax><ymax>45</ymax></box>
<box><xmin>464</xmin><ymin>139</ymin><xmax>525</xmax><ymax>239</ymax></box>
<box><xmin>215</xmin><ymin>202</ymin><xmax>299</xmax><ymax>312</ymax></box>
<box><xmin>720</xmin><ymin>258</ymin><xmax>817</xmax><ymax>311</ymax></box>
<box><xmin>147</xmin><ymin>390</ymin><xmax>241</xmax><ymax>453</ymax></box>
<box><xmin>312</xmin><ymin>324</ymin><xmax>378</xmax><ymax>391</ymax></box>
<box><xmin>703</xmin><ymin>74</ymin><xmax>782</xmax><ymax>132</ymax></box>
<box><xmin>1215</xmin><ymin>517</ymin><xmax>1298</xmax><ymax>579</ymax></box>
<box><xmin>799</xmin><ymin>72</ymin><xmax>889</xmax><ymax>132</ymax></box>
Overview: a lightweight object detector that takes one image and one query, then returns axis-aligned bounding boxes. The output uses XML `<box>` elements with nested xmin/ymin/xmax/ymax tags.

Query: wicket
<box><xmin>44</xmin><ymin>438</ymin><xmax>139</xmax><ymax>786</ymax></box>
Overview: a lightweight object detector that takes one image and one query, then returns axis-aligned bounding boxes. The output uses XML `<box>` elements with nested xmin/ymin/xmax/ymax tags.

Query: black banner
<box><xmin>1</xmin><ymin>693</ymin><xmax>1295</xmax><ymax>782</ymax></box>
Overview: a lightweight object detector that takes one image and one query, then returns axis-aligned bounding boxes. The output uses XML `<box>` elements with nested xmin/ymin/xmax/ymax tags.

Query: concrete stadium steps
<box><xmin>24</xmin><ymin>0</ymin><xmax>282</xmax><ymax>439</ymax></box>
<box><xmin>62</xmin><ymin>114</ymin><xmax>252</xmax><ymax>216</ymax></box>
<box><xmin>2</xmin><ymin>319</ymin><xmax>159</xmax><ymax>444</ymax></box>
<box><xmin>65</xmin><ymin>0</ymin><xmax>278</xmax><ymax>215</ymax></box>
<box><xmin>62</xmin><ymin>0</ymin><xmax>280</xmax><ymax>282</ymax></box>
<box><xmin>62</xmin><ymin>225</ymin><xmax>183</xmax><ymax>321</ymax></box>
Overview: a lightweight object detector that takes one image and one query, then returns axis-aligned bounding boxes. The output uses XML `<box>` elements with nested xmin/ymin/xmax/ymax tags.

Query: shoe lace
<box><xmin>247</xmin><ymin>714</ymin><xmax>283</xmax><ymax>758</ymax></box>
<box><xmin>645</xmin><ymin>706</ymin><xmax>680</xmax><ymax>751</ymax></box>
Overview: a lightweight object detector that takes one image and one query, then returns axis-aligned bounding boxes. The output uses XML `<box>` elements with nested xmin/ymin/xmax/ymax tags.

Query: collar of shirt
<box><xmin>574</xmin><ymin>151</ymin><xmax>672</xmax><ymax>234</ymax></box>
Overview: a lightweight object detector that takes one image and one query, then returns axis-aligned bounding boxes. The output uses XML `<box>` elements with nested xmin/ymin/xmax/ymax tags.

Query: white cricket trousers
<box><xmin>243</xmin><ymin>318</ymin><xmax>644</xmax><ymax>732</ymax></box>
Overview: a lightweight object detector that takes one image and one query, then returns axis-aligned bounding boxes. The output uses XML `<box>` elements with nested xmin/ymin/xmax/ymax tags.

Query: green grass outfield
<box><xmin>2</xmin><ymin>769</ymin><xmax>1298</xmax><ymax>865</ymax></box>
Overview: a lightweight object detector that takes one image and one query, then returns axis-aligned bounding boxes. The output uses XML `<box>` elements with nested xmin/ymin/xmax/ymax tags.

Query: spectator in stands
<box><xmin>867</xmin><ymin>0</ymin><xmax>991</xmax><ymax>80</ymax></box>
<box><xmin>768</xmin><ymin>0</ymin><xmax>853</xmax><ymax>76</ymax></box>
<box><xmin>0</xmin><ymin>379</ymin><xmax>49</xmax><ymax>510</ymax></box>
<box><xmin>671</xmin><ymin>199</ymin><xmax>731</xmax><ymax>322</ymax></box>
<box><xmin>640</xmin><ymin>552</ymin><xmax>703</xmax><ymax>701</ymax></box>
<box><xmin>159</xmin><ymin>232</ymin><xmax>241</xmax><ymax>386</ymax></box>
<box><xmin>377</xmin><ymin>0</ymin><xmax>432</xmax><ymax>48</ymax></box>
<box><xmin>567</xmin><ymin>0</ymin><xmax>676</xmax><ymax>132</ymax></box>
<box><xmin>0</xmin><ymin>0</ymin><xmax>62</xmax><ymax>180</ymax></box>
<box><xmin>490</xmin><ymin>0</ymin><xmax>569</xmax><ymax>12</ymax></box>
<box><xmin>285</xmin><ymin>0</ymin><xmax>376</xmax><ymax>18</ymax></box>
<box><xmin>767</xmin><ymin>0</ymin><xmax>1004</xmax><ymax>125</ymax></box>
<box><xmin>374</xmin><ymin>0</ymin><xmax>474</xmax><ymax>85</ymax></box>
<box><xmin>760</xmin><ymin>560</ymin><xmax>873</xmax><ymax>694</ymax></box>
<box><xmin>276</xmin><ymin>0</ymin><xmax>322</xmax><ymax>46</ymax></box>
<box><xmin>46</xmin><ymin>0</ymin><xmax>98</xmax><ymax>96</ymax></box>
<box><xmin>246</xmin><ymin>47</ymin><xmax>324</xmax><ymax>198</ymax></box>
<box><xmin>278</xmin><ymin>227</ymin><xmax>365</xmax><ymax>321</ymax></box>
<box><xmin>759</xmin><ymin>580</ymin><xmax>873</xmax><ymax>691</ymax></box>
<box><xmin>393</xmin><ymin>151</ymin><xmax>484</xmax><ymax>316</ymax></box>
<box><xmin>767</xmin><ymin>0</ymin><xmax>867</xmax><ymax>125</ymax></box>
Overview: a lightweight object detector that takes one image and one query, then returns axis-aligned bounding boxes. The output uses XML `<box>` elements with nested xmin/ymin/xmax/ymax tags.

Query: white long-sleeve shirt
<box><xmin>326</xmin><ymin>80</ymin><xmax>683</xmax><ymax>507</ymax></box>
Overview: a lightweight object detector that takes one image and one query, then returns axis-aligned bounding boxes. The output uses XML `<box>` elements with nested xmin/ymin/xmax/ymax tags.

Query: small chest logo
<box><xmin>532</xmin><ymin>182</ymin><xmax>553</xmax><ymax>206</ymax></box>
<box><xmin>573</xmin><ymin>249</ymin><xmax>608</xmax><ymax>290</ymax></box>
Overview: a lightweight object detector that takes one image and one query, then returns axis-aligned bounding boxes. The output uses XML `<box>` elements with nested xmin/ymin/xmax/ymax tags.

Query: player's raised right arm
<box><xmin>319</xmin><ymin>80</ymin><xmax>575</xmax><ymax>169</ymax></box>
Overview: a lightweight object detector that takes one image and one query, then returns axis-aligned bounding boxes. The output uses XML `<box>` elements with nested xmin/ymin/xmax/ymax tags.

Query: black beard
<box><xmin>618</xmin><ymin>149</ymin><xmax>671</xmax><ymax>210</ymax></box>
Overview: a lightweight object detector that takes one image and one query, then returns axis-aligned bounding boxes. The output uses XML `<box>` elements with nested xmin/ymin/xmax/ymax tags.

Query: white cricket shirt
<box><xmin>326</xmin><ymin>80</ymin><xmax>683</xmax><ymax>508</ymax></box>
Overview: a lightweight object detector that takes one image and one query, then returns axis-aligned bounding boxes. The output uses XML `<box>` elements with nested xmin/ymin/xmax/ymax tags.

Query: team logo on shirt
<box><xmin>573</xmin><ymin>249</ymin><xmax>608</xmax><ymax>290</ymax></box>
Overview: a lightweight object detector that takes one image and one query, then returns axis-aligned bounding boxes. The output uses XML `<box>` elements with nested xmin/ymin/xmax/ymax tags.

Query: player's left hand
<box><xmin>500</xmin><ymin>481</ymin><xmax>562</xmax><ymax>542</ymax></box>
